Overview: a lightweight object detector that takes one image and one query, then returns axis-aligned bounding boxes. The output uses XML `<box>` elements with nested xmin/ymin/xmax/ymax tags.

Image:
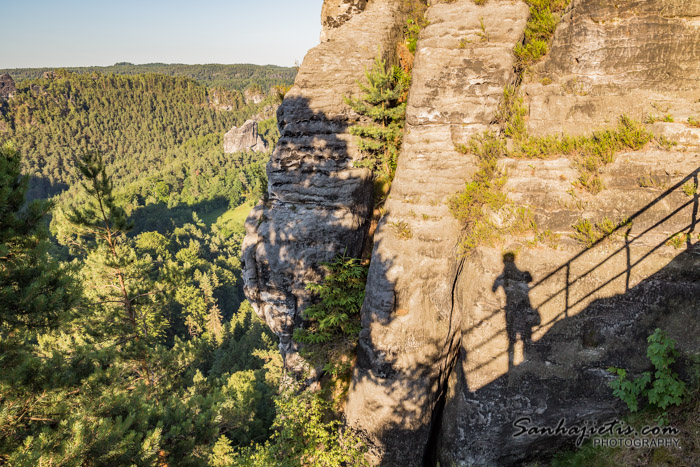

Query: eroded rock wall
<box><xmin>435</xmin><ymin>1</ymin><xmax>700</xmax><ymax>464</ymax></box>
<box><xmin>244</xmin><ymin>0</ymin><xmax>699</xmax><ymax>464</ymax></box>
<box><xmin>349</xmin><ymin>0</ymin><xmax>700</xmax><ymax>465</ymax></box>
<box><xmin>345</xmin><ymin>1</ymin><xmax>531</xmax><ymax>464</ymax></box>
<box><xmin>522</xmin><ymin>0</ymin><xmax>700</xmax><ymax>136</ymax></box>
<box><xmin>241</xmin><ymin>0</ymin><xmax>405</xmax><ymax>368</ymax></box>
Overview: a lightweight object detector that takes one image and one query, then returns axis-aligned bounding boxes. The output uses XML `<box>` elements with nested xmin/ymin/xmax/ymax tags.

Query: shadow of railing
<box><xmin>463</xmin><ymin>167</ymin><xmax>699</xmax><ymax>352</ymax></box>
<box><xmin>435</xmin><ymin>167</ymin><xmax>700</xmax><ymax>466</ymax></box>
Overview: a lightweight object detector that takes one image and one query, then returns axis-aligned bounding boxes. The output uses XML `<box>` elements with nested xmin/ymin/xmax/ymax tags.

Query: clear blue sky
<box><xmin>0</xmin><ymin>0</ymin><xmax>323</xmax><ymax>68</ymax></box>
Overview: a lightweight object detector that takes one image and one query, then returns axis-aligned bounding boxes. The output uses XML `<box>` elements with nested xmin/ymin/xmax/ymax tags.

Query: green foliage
<box><xmin>345</xmin><ymin>56</ymin><xmax>409</xmax><ymax>181</ymax></box>
<box><xmin>405</xmin><ymin>19</ymin><xmax>423</xmax><ymax>54</ymax></box>
<box><xmin>2</xmin><ymin>63</ymin><xmax>296</xmax><ymax>93</ymax></box>
<box><xmin>682</xmin><ymin>181</ymin><xmax>698</xmax><ymax>197</ymax></box>
<box><xmin>645</xmin><ymin>113</ymin><xmax>674</xmax><ymax>124</ymax></box>
<box><xmin>571</xmin><ymin>216</ymin><xmax>630</xmax><ymax>248</ymax></box>
<box><xmin>688</xmin><ymin>116</ymin><xmax>700</xmax><ymax>128</ymax></box>
<box><xmin>216</xmin><ymin>385</ymin><xmax>368</xmax><ymax>467</ymax></box>
<box><xmin>468</xmin><ymin>90</ymin><xmax>655</xmax><ymax>194</ymax></box>
<box><xmin>0</xmin><ymin>143</ymin><xmax>75</xmax><ymax>331</ymax></box>
<box><xmin>514</xmin><ymin>0</ymin><xmax>571</xmax><ymax>68</ymax></box>
<box><xmin>389</xmin><ymin>220</ymin><xmax>413</xmax><ymax>240</ymax></box>
<box><xmin>2</xmin><ymin>146</ymin><xmax>281</xmax><ymax>464</ymax></box>
<box><xmin>294</xmin><ymin>255</ymin><xmax>368</xmax><ymax>347</ymax></box>
<box><xmin>401</xmin><ymin>0</ymin><xmax>430</xmax><ymax>54</ymax></box>
<box><xmin>608</xmin><ymin>329</ymin><xmax>687</xmax><ymax>418</ymax></box>
<box><xmin>496</xmin><ymin>85</ymin><xmax>527</xmax><ymax>140</ymax></box>
<box><xmin>450</xmin><ymin>118</ymin><xmax>536</xmax><ymax>253</ymax></box>
<box><xmin>0</xmin><ymin>71</ymin><xmax>276</xmax><ymax>201</ymax></box>
<box><xmin>666</xmin><ymin>232</ymin><xmax>689</xmax><ymax>249</ymax></box>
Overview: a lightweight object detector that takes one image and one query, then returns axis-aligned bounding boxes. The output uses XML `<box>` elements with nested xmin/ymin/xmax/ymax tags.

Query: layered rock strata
<box><xmin>437</xmin><ymin>1</ymin><xmax>700</xmax><ymax>464</ymax></box>
<box><xmin>349</xmin><ymin>0</ymin><xmax>700</xmax><ymax>465</ymax></box>
<box><xmin>243</xmin><ymin>0</ymin><xmax>700</xmax><ymax>464</ymax></box>
<box><xmin>241</xmin><ymin>0</ymin><xmax>405</xmax><ymax>368</ymax></box>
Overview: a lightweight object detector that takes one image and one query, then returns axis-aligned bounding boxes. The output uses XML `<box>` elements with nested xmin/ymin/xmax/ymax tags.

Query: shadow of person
<box><xmin>492</xmin><ymin>252</ymin><xmax>540</xmax><ymax>370</ymax></box>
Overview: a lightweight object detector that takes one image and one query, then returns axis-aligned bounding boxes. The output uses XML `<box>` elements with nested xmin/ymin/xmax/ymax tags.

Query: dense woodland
<box><xmin>1</xmin><ymin>63</ymin><xmax>296</xmax><ymax>94</ymax></box>
<box><xmin>2</xmin><ymin>6</ymin><xmax>429</xmax><ymax>461</ymax></box>
<box><xmin>0</xmin><ymin>69</ymin><xmax>285</xmax><ymax>202</ymax></box>
<box><xmin>0</xmin><ymin>64</ymin><xmax>370</xmax><ymax>465</ymax></box>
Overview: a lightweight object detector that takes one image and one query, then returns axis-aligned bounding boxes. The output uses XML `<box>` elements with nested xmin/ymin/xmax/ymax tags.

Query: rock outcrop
<box><xmin>223</xmin><ymin>120</ymin><xmax>268</xmax><ymax>153</ymax></box>
<box><xmin>345</xmin><ymin>2</ymin><xmax>531</xmax><ymax>463</ymax></box>
<box><xmin>243</xmin><ymin>0</ymin><xmax>700</xmax><ymax>464</ymax></box>
<box><xmin>0</xmin><ymin>74</ymin><xmax>16</xmax><ymax>100</ymax></box>
<box><xmin>243</xmin><ymin>86</ymin><xmax>265</xmax><ymax>105</ymax></box>
<box><xmin>241</xmin><ymin>0</ymin><xmax>405</xmax><ymax>368</ymax></box>
<box><xmin>435</xmin><ymin>1</ymin><xmax>700</xmax><ymax>464</ymax></box>
<box><xmin>320</xmin><ymin>0</ymin><xmax>368</xmax><ymax>42</ymax></box>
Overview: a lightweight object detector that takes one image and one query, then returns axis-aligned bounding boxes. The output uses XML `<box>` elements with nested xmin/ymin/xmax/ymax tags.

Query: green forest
<box><xmin>1</xmin><ymin>63</ymin><xmax>297</xmax><ymax>94</ymax></box>
<box><xmin>0</xmin><ymin>66</ymin><xmax>368</xmax><ymax>465</ymax></box>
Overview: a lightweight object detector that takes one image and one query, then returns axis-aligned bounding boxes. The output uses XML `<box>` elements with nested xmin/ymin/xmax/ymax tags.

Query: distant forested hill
<box><xmin>0</xmin><ymin>63</ymin><xmax>296</xmax><ymax>93</ymax></box>
<box><xmin>0</xmin><ymin>69</ymin><xmax>285</xmax><ymax>200</ymax></box>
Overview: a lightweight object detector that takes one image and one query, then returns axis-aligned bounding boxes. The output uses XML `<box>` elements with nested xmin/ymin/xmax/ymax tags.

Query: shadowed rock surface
<box><xmin>241</xmin><ymin>0</ymin><xmax>405</xmax><ymax>369</ymax></box>
<box><xmin>0</xmin><ymin>74</ymin><xmax>16</xmax><ymax>100</ymax></box>
<box><xmin>242</xmin><ymin>0</ymin><xmax>700</xmax><ymax>464</ymax></box>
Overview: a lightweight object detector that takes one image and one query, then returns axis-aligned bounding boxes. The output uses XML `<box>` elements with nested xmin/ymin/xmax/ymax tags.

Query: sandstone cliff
<box><xmin>223</xmin><ymin>120</ymin><xmax>268</xmax><ymax>153</ymax></box>
<box><xmin>243</xmin><ymin>0</ymin><xmax>700</xmax><ymax>464</ymax></box>
<box><xmin>0</xmin><ymin>74</ymin><xmax>16</xmax><ymax>100</ymax></box>
<box><xmin>242</xmin><ymin>0</ymin><xmax>404</xmax><ymax>368</ymax></box>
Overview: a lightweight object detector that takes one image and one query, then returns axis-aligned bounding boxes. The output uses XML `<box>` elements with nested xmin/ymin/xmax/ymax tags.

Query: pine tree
<box><xmin>63</xmin><ymin>150</ymin><xmax>165</xmax><ymax>384</ymax></box>
<box><xmin>345</xmin><ymin>55</ymin><xmax>409</xmax><ymax>179</ymax></box>
<box><xmin>0</xmin><ymin>142</ymin><xmax>75</xmax><ymax>331</ymax></box>
<box><xmin>0</xmin><ymin>143</ymin><xmax>76</xmax><ymax>459</ymax></box>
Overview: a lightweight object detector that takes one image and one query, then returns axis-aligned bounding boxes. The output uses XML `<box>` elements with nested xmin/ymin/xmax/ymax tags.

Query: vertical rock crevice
<box><xmin>345</xmin><ymin>2</ymin><xmax>531</xmax><ymax>465</ymax></box>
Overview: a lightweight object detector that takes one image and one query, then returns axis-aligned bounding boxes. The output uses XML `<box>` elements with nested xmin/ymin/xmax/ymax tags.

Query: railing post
<box><xmin>689</xmin><ymin>171</ymin><xmax>698</xmax><ymax>248</ymax></box>
<box><xmin>565</xmin><ymin>262</ymin><xmax>570</xmax><ymax>318</ymax></box>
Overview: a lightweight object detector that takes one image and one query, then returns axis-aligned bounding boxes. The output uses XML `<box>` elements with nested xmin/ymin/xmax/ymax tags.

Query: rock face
<box><xmin>244</xmin><ymin>0</ymin><xmax>700</xmax><ymax>464</ymax></box>
<box><xmin>344</xmin><ymin>0</ymin><xmax>700</xmax><ymax>465</ymax></box>
<box><xmin>241</xmin><ymin>0</ymin><xmax>405</xmax><ymax>368</ymax></box>
<box><xmin>521</xmin><ymin>0</ymin><xmax>700</xmax><ymax>136</ymax></box>
<box><xmin>0</xmin><ymin>74</ymin><xmax>16</xmax><ymax>100</ymax></box>
<box><xmin>243</xmin><ymin>87</ymin><xmax>265</xmax><ymax>105</ymax></box>
<box><xmin>435</xmin><ymin>2</ymin><xmax>700</xmax><ymax>464</ymax></box>
<box><xmin>320</xmin><ymin>0</ymin><xmax>368</xmax><ymax>42</ymax></box>
<box><xmin>223</xmin><ymin>120</ymin><xmax>268</xmax><ymax>153</ymax></box>
<box><xmin>345</xmin><ymin>1</ymin><xmax>530</xmax><ymax>463</ymax></box>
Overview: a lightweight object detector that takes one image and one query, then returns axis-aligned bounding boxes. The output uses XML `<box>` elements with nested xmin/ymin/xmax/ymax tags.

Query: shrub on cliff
<box><xmin>345</xmin><ymin>55</ymin><xmax>409</xmax><ymax>181</ymax></box>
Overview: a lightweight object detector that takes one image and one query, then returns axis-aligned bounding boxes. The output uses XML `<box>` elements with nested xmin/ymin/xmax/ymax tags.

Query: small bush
<box><xmin>389</xmin><ymin>220</ymin><xmax>413</xmax><ymax>239</ymax></box>
<box><xmin>514</xmin><ymin>0</ymin><xmax>572</xmax><ymax>68</ymax></box>
<box><xmin>496</xmin><ymin>86</ymin><xmax>527</xmax><ymax>140</ymax></box>
<box><xmin>294</xmin><ymin>255</ymin><xmax>368</xmax><ymax>346</ymax></box>
<box><xmin>571</xmin><ymin>217</ymin><xmax>629</xmax><ymax>248</ymax></box>
<box><xmin>666</xmin><ymin>233</ymin><xmax>689</xmax><ymax>249</ymax></box>
<box><xmin>608</xmin><ymin>328</ymin><xmax>687</xmax><ymax>420</ymax></box>
<box><xmin>682</xmin><ymin>181</ymin><xmax>698</xmax><ymax>197</ymax></box>
<box><xmin>687</xmin><ymin>116</ymin><xmax>700</xmax><ymax>128</ymax></box>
